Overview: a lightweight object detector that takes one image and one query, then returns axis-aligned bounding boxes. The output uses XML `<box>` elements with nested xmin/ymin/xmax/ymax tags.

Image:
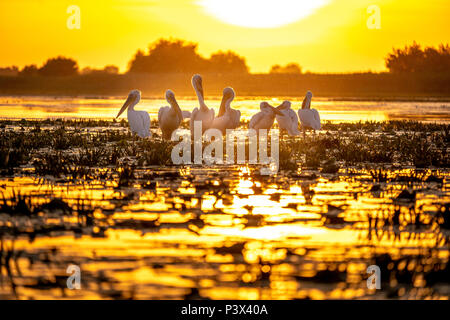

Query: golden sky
<box><xmin>0</xmin><ymin>0</ymin><xmax>449</xmax><ymax>73</ymax></box>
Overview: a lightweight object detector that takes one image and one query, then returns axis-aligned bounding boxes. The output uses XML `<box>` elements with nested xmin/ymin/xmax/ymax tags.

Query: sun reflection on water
<box><xmin>0</xmin><ymin>120</ymin><xmax>449</xmax><ymax>300</ymax></box>
<box><xmin>0</xmin><ymin>163</ymin><xmax>448</xmax><ymax>300</ymax></box>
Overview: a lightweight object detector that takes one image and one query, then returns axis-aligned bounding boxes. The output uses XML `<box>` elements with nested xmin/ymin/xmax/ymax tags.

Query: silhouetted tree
<box><xmin>0</xmin><ymin>66</ymin><xmax>19</xmax><ymax>76</ymax></box>
<box><xmin>103</xmin><ymin>65</ymin><xmax>119</xmax><ymax>74</ymax></box>
<box><xmin>270</xmin><ymin>63</ymin><xmax>302</xmax><ymax>74</ymax></box>
<box><xmin>128</xmin><ymin>38</ymin><xmax>249</xmax><ymax>74</ymax></box>
<box><xmin>386</xmin><ymin>42</ymin><xmax>450</xmax><ymax>73</ymax></box>
<box><xmin>19</xmin><ymin>65</ymin><xmax>39</xmax><ymax>76</ymax></box>
<box><xmin>39</xmin><ymin>56</ymin><xmax>78</xmax><ymax>76</ymax></box>
<box><xmin>208</xmin><ymin>51</ymin><xmax>248</xmax><ymax>73</ymax></box>
<box><xmin>82</xmin><ymin>65</ymin><xmax>119</xmax><ymax>75</ymax></box>
<box><xmin>128</xmin><ymin>39</ymin><xmax>207</xmax><ymax>73</ymax></box>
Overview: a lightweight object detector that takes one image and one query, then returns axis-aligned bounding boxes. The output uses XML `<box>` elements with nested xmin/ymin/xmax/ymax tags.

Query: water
<box><xmin>1</xmin><ymin>165</ymin><xmax>448</xmax><ymax>299</ymax></box>
<box><xmin>1</xmin><ymin>96</ymin><xmax>449</xmax><ymax>123</ymax></box>
<box><xmin>0</xmin><ymin>98</ymin><xmax>448</xmax><ymax>300</ymax></box>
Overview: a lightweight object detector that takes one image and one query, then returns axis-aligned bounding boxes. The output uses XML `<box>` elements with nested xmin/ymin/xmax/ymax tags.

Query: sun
<box><xmin>199</xmin><ymin>0</ymin><xmax>329</xmax><ymax>29</ymax></box>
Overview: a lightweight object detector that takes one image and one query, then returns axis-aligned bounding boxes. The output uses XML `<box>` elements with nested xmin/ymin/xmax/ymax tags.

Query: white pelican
<box><xmin>211</xmin><ymin>87</ymin><xmax>241</xmax><ymax>134</ymax></box>
<box><xmin>298</xmin><ymin>91</ymin><xmax>321</xmax><ymax>134</ymax></box>
<box><xmin>182</xmin><ymin>111</ymin><xmax>191</xmax><ymax>119</ymax></box>
<box><xmin>116</xmin><ymin>89</ymin><xmax>151</xmax><ymax>138</ymax></box>
<box><xmin>249</xmin><ymin>102</ymin><xmax>284</xmax><ymax>131</ymax></box>
<box><xmin>158</xmin><ymin>90</ymin><xmax>185</xmax><ymax>140</ymax></box>
<box><xmin>190</xmin><ymin>74</ymin><xmax>214</xmax><ymax>135</ymax></box>
<box><xmin>275</xmin><ymin>100</ymin><xmax>300</xmax><ymax>136</ymax></box>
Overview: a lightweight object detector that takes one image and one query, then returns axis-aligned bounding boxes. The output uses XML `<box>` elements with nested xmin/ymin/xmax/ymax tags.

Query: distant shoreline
<box><xmin>1</xmin><ymin>73</ymin><xmax>449</xmax><ymax>101</ymax></box>
<box><xmin>1</xmin><ymin>94</ymin><xmax>450</xmax><ymax>103</ymax></box>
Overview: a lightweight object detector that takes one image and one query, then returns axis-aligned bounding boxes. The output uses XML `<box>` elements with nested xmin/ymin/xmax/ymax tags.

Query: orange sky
<box><xmin>0</xmin><ymin>0</ymin><xmax>449</xmax><ymax>73</ymax></box>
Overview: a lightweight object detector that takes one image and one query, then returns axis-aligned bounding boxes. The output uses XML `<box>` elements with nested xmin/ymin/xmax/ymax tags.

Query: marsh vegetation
<box><xmin>0</xmin><ymin>119</ymin><xmax>448</xmax><ymax>299</ymax></box>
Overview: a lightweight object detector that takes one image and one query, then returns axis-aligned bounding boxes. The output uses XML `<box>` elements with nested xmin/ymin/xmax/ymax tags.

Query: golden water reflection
<box><xmin>0</xmin><ymin>96</ymin><xmax>449</xmax><ymax>123</ymax></box>
<box><xmin>0</xmin><ymin>164</ymin><xmax>448</xmax><ymax>300</ymax></box>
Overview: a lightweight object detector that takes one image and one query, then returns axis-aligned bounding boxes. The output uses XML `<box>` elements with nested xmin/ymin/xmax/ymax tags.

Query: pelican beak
<box><xmin>223</xmin><ymin>88</ymin><xmax>234</xmax><ymax>102</ymax></box>
<box><xmin>165</xmin><ymin>90</ymin><xmax>175</xmax><ymax>103</ymax></box>
<box><xmin>301</xmin><ymin>97</ymin><xmax>309</xmax><ymax>109</ymax></box>
<box><xmin>166</xmin><ymin>90</ymin><xmax>182</xmax><ymax>118</ymax></box>
<box><xmin>271</xmin><ymin>106</ymin><xmax>284</xmax><ymax>116</ymax></box>
<box><xmin>302</xmin><ymin>92</ymin><xmax>312</xmax><ymax>109</ymax></box>
<box><xmin>197</xmin><ymin>79</ymin><xmax>204</xmax><ymax>100</ymax></box>
<box><xmin>193</xmin><ymin>75</ymin><xmax>204</xmax><ymax>100</ymax></box>
<box><xmin>218</xmin><ymin>95</ymin><xmax>227</xmax><ymax>117</ymax></box>
<box><xmin>276</xmin><ymin>103</ymin><xmax>288</xmax><ymax>111</ymax></box>
<box><xmin>116</xmin><ymin>94</ymin><xmax>134</xmax><ymax>118</ymax></box>
<box><xmin>218</xmin><ymin>88</ymin><xmax>234</xmax><ymax>117</ymax></box>
<box><xmin>274</xmin><ymin>108</ymin><xmax>284</xmax><ymax>116</ymax></box>
<box><xmin>276</xmin><ymin>106</ymin><xmax>283</xmax><ymax>111</ymax></box>
<box><xmin>260</xmin><ymin>102</ymin><xmax>272</xmax><ymax>111</ymax></box>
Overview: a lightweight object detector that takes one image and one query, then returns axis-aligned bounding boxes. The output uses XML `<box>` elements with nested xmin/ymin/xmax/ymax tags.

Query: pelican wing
<box><xmin>190</xmin><ymin>107</ymin><xmax>215</xmax><ymax>133</ymax></box>
<box><xmin>128</xmin><ymin>110</ymin><xmax>148</xmax><ymax>137</ymax></box>
<box><xmin>211</xmin><ymin>114</ymin><xmax>230</xmax><ymax>133</ymax></box>
<box><xmin>158</xmin><ymin>106</ymin><xmax>170</xmax><ymax>138</ymax></box>
<box><xmin>203</xmin><ymin>108</ymin><xmax>215</xmax><ymax>131</ymax></box>
<box><xmin>158</xmin><ymin>106</ymin><xmax>169</xmax><ymax>124</ymax></box>
<box><xmin>288</xmin><ymin>109</ymin><xmax>300</xmax><ymax>135</ymax></box>
<box><xmin>190</xmin><ymin>107</ymin><xmax>199</xmax><ymax>134</ymax></box>
<box><xmin>311</xmin><ymin>109</ymin><xmax>321</xmax><ymax>130</ymax></box>
<box><xmin>230</xmin><ymin>109</ymin><xmax>241</xmax><ymax>129</ymax></box>
<box><xmin>276</xmin><ymin>113</ymin><xmax>287</xmax><ymax>129</ymax></box>
<box><xmin>141</xmin><ymin>111</ymin><xmax>151</xmax><ymax>137</ymax></box>
<box><xmin>249</xmin><ymin>111</ymin><xmax>265</xmax><ymax>130</ymax></box>
<box><xmin>289</xmin><ymin>109</ymin><xmax>299</xmax><ymax>124</ymax></box>
<box><xmin>298</xmin><ymin>109</ymin><xmax>320</xmax><ymax>130</ymax></box>
<box><xmin>298</xmin><ymin>109</ymin><xmax>309</xmax><ymax>128</ymax></box>
<box><xmin>217</xmin><ymin>98</ymin><xmax>226</xmax><ymax>118</ymax></box>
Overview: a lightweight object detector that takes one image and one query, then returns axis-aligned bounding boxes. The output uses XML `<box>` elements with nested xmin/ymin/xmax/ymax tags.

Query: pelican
<box><xmin>211</xmin><ymin>87</ymin><xmax>241</xmax><ymax>134</ymax></box>
<box><xmin>190</xmin><ymin>74</ymin><xmax>214</xmax><ymax>135</ymax></box>
<box><xmin>298</xmin><ymin>91</ymin><xmax>321</xmax><ymax>135</ymax></box>
<box><xmin>275</xmin><ymin>100</ymin><xmax>300</xmax><ymax>136</ymax></box>
<box><xmin>158</xmin><ymin>90</ymin><xmax>186</xmax><ymax>140</ymax></box>
<box><xmin>249</xmin><ymin>102</ymin><xmax>284</xmax><ymax>131</ymax></box>
<box><xmin>182</xmin><ymin>110</ymin><xmax>191</xmax><ymax>119</ymax></box>
<box><xmin>116</xmin><ymin>89</ymin><xmax>151</xmax><ymax>138</ymax></box>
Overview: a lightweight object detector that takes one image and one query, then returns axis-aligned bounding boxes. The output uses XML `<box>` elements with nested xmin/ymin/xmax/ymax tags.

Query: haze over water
<box><xmin>0</xmin><ymin>99</ymin><xmax>449</xmax><ymax>299</ymax></box>
<box><xmin>1</xmin><ymin>96</ymin><xmax>449</xmax><ymax>123</ymax></box>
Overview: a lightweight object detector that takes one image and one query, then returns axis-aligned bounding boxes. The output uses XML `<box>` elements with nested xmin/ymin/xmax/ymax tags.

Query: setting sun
<box><xmin>199</xmin><ymin>0</ymin><xmax>329</xmax><ymax>28</ymax></box>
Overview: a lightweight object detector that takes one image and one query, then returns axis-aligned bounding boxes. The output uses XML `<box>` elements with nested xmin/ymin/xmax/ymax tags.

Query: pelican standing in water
<box><xmin>275</xmin><ymin>100</ymin><xmax>300</xmax><ymax>136</ymax></box>
<box><xmin>116</xmin><ymin>89</ymin><xmax>151</xmax><ymax>138</ymax></box>
<box><xmin>158</xmin><ymin>90</ymin><xmax>187</xmax><ymax>140</ymax></box>
<box><xmin>249</xmin><ymin>102</ymin><xmax>284</xmax><ymax>131</ymax></box>
<box><xmin>298</xmin><ymin>91</ymin><xmax>321</xmax><ymax>136</ymax></box>
<box><xmin>190</xmin><ymin>74</ymin><xmax>215</xmax><ymax>135</ymax></box>
<box><xmin>211</xmin><ymin>87</ymin><xmax>241</xmax><ymax>134</ymax></box>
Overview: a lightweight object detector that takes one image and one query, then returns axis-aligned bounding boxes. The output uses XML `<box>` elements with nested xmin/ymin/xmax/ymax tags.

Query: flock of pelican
<box><xmin>116</xmin><ymin>74</ymin><xmax>321</xmax><ymax>139</ymax></box>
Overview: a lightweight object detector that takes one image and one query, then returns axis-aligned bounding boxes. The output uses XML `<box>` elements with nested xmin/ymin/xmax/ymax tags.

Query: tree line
<box><xmin>386</xmin><ymin>42</ymin><xmax>450</xmax><ymax>74</ymax></box>
<box><xmin>128</xmin><ymin>39</ymin><xmax>249</xmax><ymax>74</ymax></box>
<box><xmin>0</xmin><ymin>39</ymin><xmax>449</xmax><ymax>76</ymax></box>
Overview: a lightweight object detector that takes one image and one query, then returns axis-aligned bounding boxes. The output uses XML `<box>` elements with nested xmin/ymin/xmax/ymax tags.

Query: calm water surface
<box><xmin>0</xmin><ymin>96</ymin><xmax>449</xmax><ymax>123</ymax></box>
<box><xmin>0</xmin><ymin>99</ymin><xmax>448</xmax><ymax>300</ymax></box>
<box><xmin>1</xmin><ymin>163</ymin><xmax>448</xmax><ymax>299</ymax></box>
